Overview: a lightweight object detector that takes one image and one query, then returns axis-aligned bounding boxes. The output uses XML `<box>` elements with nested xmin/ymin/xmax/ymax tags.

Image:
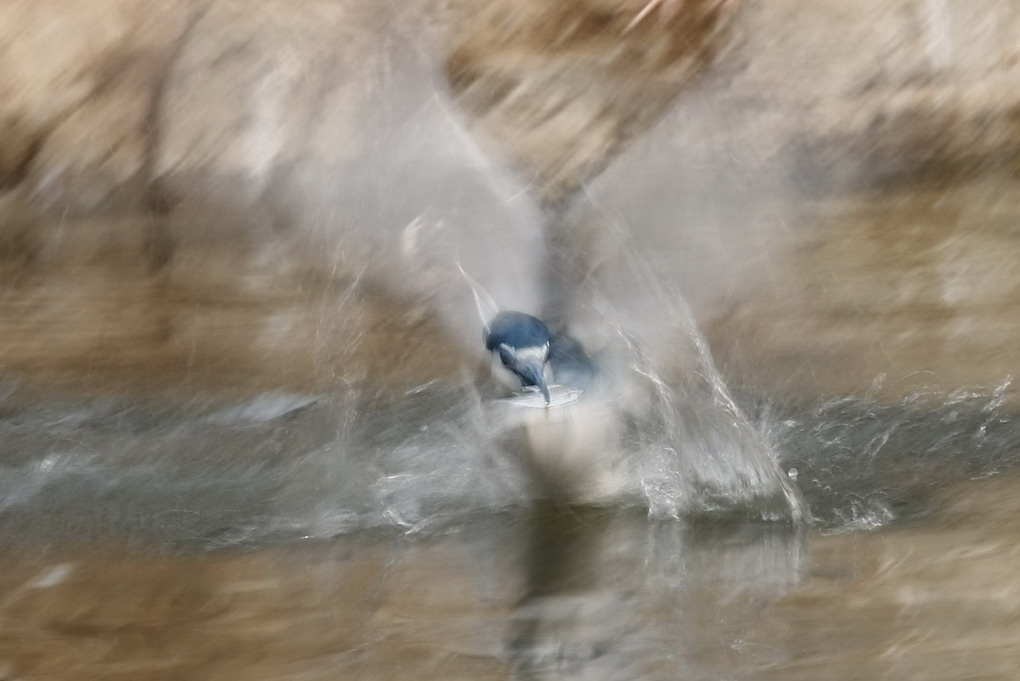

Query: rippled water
<box><xmin>3</xmin><ymin>370</ymin><xmax>1020</xmax><ymax>679</ymax></box>
<box><xmin>2</xmin><ymin>376</ymin><xmax>1018</xmax><ymax>543</ymax></box>
<box><xmin>0</xmin><ymin>385</ymin><xmax>775</xmax><ymax>549</ymax></box>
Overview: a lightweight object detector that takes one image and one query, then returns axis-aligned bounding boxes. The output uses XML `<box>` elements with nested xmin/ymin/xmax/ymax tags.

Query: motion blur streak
<box><xmin>0</xmin><ymin>0</ymin><xmax>1019</xmax><ymax>679</ymax></box>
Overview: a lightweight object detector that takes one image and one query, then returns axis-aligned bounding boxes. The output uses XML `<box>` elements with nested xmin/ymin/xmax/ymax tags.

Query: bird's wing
<box><xmin>455</xmin><ymin>257</ymin><xmax>500</xmax><ymax>332</ymax></box>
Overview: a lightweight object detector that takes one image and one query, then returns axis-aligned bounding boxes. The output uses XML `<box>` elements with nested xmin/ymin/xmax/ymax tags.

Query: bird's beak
<box><xmin>537</xmin><ymin>376</ymin><xmax>551</xmax><ymax>405</ymax></box>
<box><xmin>516</xmin><ymin>359</ymin><xmax>551</xmax><ymax>405</ymax></box>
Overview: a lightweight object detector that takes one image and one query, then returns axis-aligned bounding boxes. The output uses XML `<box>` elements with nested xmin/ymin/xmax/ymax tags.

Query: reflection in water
<box><xmin>3</xmin><ymin>381</ymin><xmax>1019</xmax><ymax>677</ymax></box>
<box><xmin>508</xmin><ymin>507</ymin><xmax>804</xmax><ymax>680</ymax></box>
<box><xmin>0</xmin><ymin>503</ymin><xmax>805</xmax><ymax>680</ymax></box>
<box><xmin>3</xmin><ymin>382</ymin><xmax>1020</xmax><ymax>678</ymax></box>
<box><xmin>4</xmin><ymin>470</ymin><xmax>1020</xmax><ymax>679</ymax></box>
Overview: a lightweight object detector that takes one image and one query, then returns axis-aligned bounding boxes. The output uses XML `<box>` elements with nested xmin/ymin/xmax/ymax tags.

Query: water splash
<box><xmin>747</xmin><ymin>378</ymin><xmax>1020</xmax><ymax>530</ymax></box>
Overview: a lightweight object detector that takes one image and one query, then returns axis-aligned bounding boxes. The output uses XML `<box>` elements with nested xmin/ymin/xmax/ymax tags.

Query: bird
<box><xmin>484</xmin><ymin>311</ymin><xmax>553</xmax><ymax>404</ymax></box>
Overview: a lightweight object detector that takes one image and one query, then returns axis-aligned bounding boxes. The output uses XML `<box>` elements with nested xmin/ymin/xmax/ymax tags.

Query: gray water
<box><xmin>1</xmin><ymin>375</ymin><xmax>1017</xmax><ymax>550</ymax></box>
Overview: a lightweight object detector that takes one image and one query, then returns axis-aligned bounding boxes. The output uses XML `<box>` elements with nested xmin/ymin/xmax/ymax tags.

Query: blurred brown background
<box><xmin>1</xmin><ymin>0</ymin><xmax>1019</xmax><ymax>404</ymax></box>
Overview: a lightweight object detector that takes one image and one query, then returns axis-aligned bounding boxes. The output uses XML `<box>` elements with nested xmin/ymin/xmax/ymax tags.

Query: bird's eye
<box><xmin>498</xmin><ymin>347</ymin><xmax>514</xmax><ymax>367</ymax></box>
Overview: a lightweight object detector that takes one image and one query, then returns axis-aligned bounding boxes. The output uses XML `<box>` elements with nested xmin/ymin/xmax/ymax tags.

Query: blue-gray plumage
<box><xmin>548</xmin><ymin>331</ymin><xmax>596</xmax><ymax>389</ymax></box>
<box><xmin>485</xmin><ymin>311</ymin><xmax>552</xmax><ymax>403</ymax></box>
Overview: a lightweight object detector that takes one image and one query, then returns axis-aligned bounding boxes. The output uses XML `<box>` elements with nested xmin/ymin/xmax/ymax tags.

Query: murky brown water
<box><xmin>2</xmin><ymin>473</ymin><xmax>1018</xmax><ymax>680</ymax></box>
<box><xmin>0</xmin><ymin>381</ymin><xmax>1014</xmax><ymax>680</ymax></box>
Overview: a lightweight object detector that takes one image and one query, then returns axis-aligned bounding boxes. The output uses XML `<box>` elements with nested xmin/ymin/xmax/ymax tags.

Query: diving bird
<box><xmin>485</xmin><ymin>311</ymin><xmax>552</xmax><ymax>404</ymax></box>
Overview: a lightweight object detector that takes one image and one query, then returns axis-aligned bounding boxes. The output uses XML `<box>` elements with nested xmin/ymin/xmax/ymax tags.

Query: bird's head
<box><xmin>485</xmin><ymin>311</ymin><xmax>553</xmax><ymax>404</ymax></box>
<box><xmin>498</xmin><ymin>343</ymin><xmax>551</xmax><ymax>404</ymax></box>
